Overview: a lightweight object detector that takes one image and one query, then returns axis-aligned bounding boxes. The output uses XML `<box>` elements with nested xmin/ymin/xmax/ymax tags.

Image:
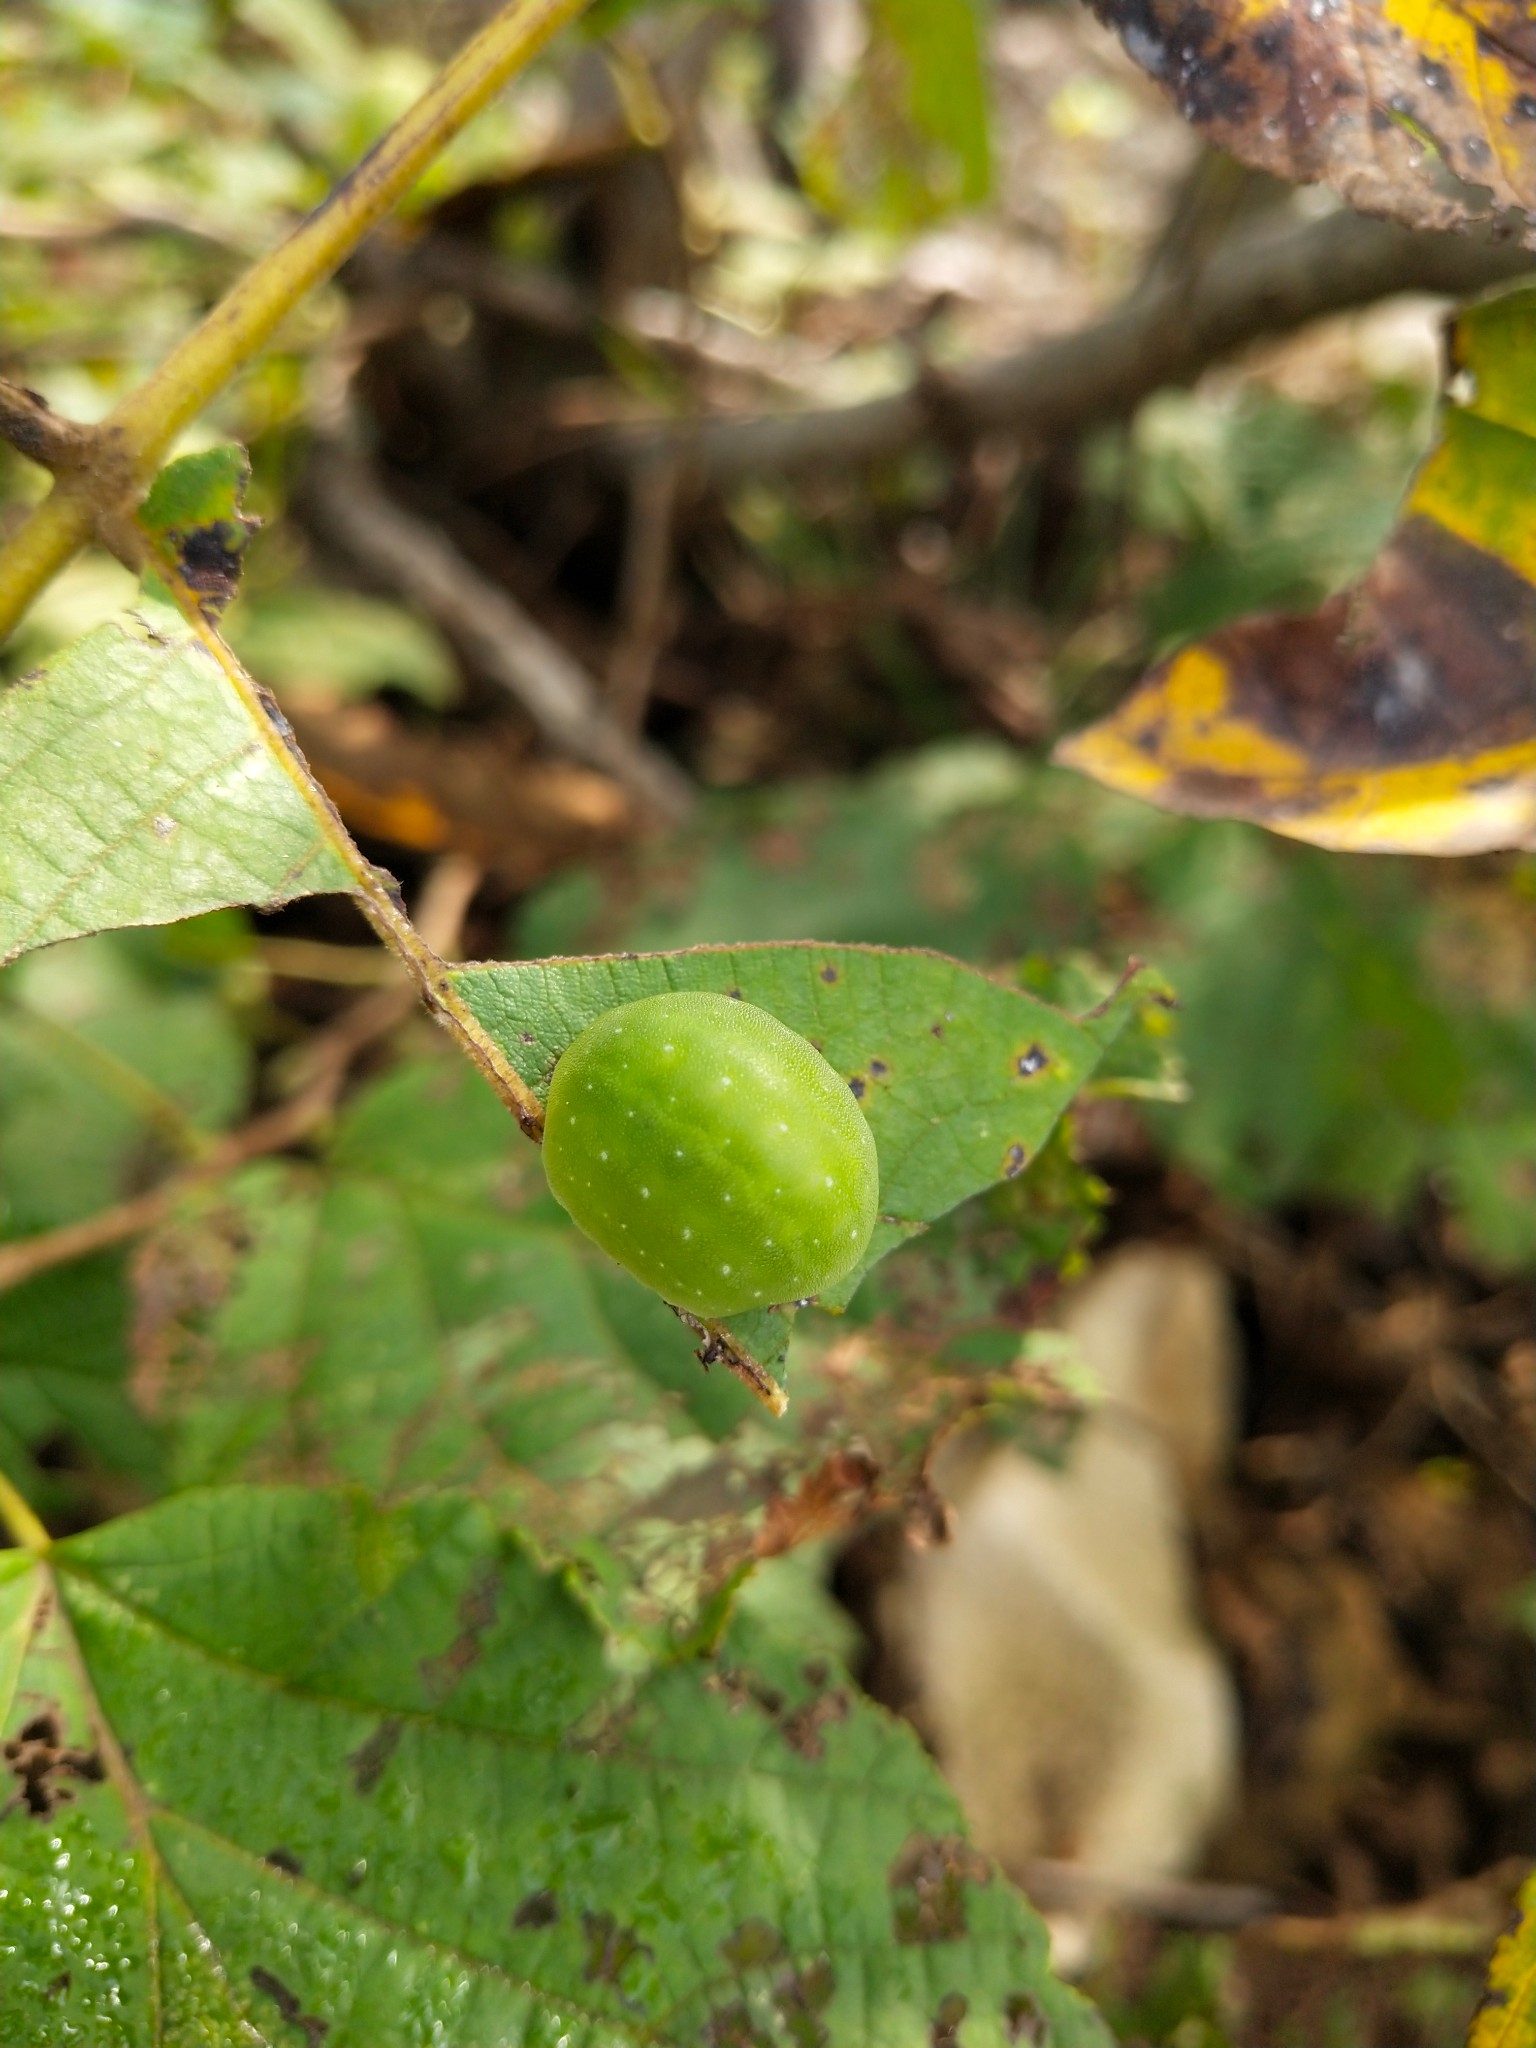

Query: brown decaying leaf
<box><xmin>1057</xmin><ymin>285</ymin><xmax>1536</xmax><ymax>852</ymax></box>
<box><xmin>1093</xmin><ymin>0</ymin><xmax>1536</xmax><ymax>241</ymax></box>
<box><xmin>1059</xmin><ymin>519</ymin><xmax>1536</xmax><ymax>851</ymax></box>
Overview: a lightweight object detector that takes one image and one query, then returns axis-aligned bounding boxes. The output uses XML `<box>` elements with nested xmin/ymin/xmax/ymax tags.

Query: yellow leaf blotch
<box><xmin>1467</xmin><ymin>1868</ymin><xmax>1536</xmax><ymax>2048</ymax></box>
<box><xmin>1056</xmin><ymin>284</ymin><xmax>1536</xmax><ymax>857</ymax></box>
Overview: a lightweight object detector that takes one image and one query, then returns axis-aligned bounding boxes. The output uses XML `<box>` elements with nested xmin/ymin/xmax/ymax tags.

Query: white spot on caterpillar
<box><xmin>599</xmin><ymin>1150</ymin><xmax>608</xmax><ymax>1161</ymax></box>
<box><xmin>824</xmin><ymin>1176</ymin><xmax>833</xmax><ymax>1187</ymax></box>
<box><xmin>778</xmin><ymin>1122</ymin><xmax>789</xmax><ymax>1132</ymax></box>
<box><xmin>663</xmin><ymin>1043</ymin><xmax>674</xmax><ymax>1053</ymax></box>
<box><xmin>682</xmin><ymin>1228</ymin><xmax>692</xmax><ymax>1240</ymax></box>
<box><xmin>640</xmin><ymin>1187</ymin><xmax>650</xmax><ymax>1198</ymax></box>
<box><xmin>720</xmin><ymin>1075</ymin><xmax>732</xmax><ymax>1087</ymax></box>
<box><xmin>721</xmin><ymin>1263</ymin><xmax>732</xmax><ymax>1276</ymax></box>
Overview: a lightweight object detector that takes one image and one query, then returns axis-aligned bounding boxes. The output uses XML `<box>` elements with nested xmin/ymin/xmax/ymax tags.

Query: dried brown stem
<box><xmin>601</xmin><ymin>210</ymin><xmax>1536</xmax><ymax>487</ymax></box>
<box><xmin>0</xmin><ymin>378</ymin><xmax>97</xmax><ymax>474</ymax></box>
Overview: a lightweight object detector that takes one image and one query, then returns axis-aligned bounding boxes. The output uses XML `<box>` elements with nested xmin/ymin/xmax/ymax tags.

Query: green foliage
<box><xmin>226</xmin><ymin>585</ymin><xmax>459</xmax><ymax>709</ymax></box>
<box><xmin>0</xmin><ymin>1486</ymin><xmax>1111</xmax><ymax>2048</ymax></box>
<box><xmin>793</xmin><ymin>0</ymin><xmax>992</xmax><ymax>228</ymax></box>
<box><xmin>138</xmin><ymin>444</ymin><xmax>251</xmax><ymax>547</ymax></box>
<box><xmin>0</xmin><ymin>928</ymin><xmax>252</xmax><ymax>1511</ymax></box>
<box><xmin>453</xmin><ymin>939</ymin><xmax>1161</xmax><ymax>1339</ymax></box>
<box><xmin>1130</xmin><ymin>383</ymin><xmax>1430</xmax><ymax>649</ymax></box>
<box><xmin>520</xmin><ymin>740</ymin><xmax>1536</xmax><ymax>1268</ymax></box>
<box><xmin>0</xmin><ymin>616</ymin><xmax>355</xmax><ymax>966</ymax></box>
<box><xmin>128</xmin><ymin>1037</ymin><xmax>1100</xmax><ymax>1642</ymax></box>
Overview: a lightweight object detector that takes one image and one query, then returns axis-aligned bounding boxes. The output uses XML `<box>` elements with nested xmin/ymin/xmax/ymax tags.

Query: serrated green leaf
<box><xmin>0</xmin><ymin>1486</ymin><xmax>1112</xmax><ymax>2048</ymax></box>
<box><xmin>0</xmin><ymin>617</ymin><xmax>355</xmax><ymax>965</ymax></box>
<box><xmin>450</xmin><ymin>943</ymin><xmax>1164</xmax><ymax>1350</ymax></box>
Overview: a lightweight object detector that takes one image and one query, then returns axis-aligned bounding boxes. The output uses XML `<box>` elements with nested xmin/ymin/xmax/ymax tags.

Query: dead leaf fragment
<box><xmin>1057</xmin><ymin>285</ymin><xmax>1536</xmax><ymax>852</ymax></box>
<box><xmin>1094</xmin><ymin>0</ymin><xmax>1536</xmax><ymax>242</ymax></box>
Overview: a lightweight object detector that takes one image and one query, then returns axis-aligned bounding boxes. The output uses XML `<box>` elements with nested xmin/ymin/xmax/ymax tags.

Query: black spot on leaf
<box><xmin>1015</xmin><ymin>1045</ymin><xmax>1049</xmax><ymax>1078</ymax></box>
<box><xmin>848</xmin><ymin>1076</ymin><xmax>867</xmax><ymax>1100</ymax></box>
<box><xmin>1005</xmin><ymin>1990</ymin><xmax>1049</xmax><ymax>2043</ymax></box>
<box><xmin>721</xmin><ymin>1919</ymin><xmax>786</xmax><ymax>1970</ymax></box>
<box><xmin>582</xmin><ymin>1909</ymin><xmax>651</xmax><ymax>1987</ymax></box>
<box><xmin>419</xmin><ymin>1567</ymin><xmax>499</xmax><ymax>1700</ymax></box>
<box><xmin>819</xmin><ymin>965</ymin><xmax>838</xmax><ymax>983</ymax></box>
<box><xmin>347</xmin><ymin>1716</ymin><xmax>402</xmax><ymax>1796</ymax></box>
<box><xmin>889</xmin><ymin>1834</ymin><xmax>988</xmax><ymax>1945</ymax></box>
<box><xmin>932</xmin><ymin>1993</ymin><xmax>969</xmax><ymax>2047</ymax></box>
<box><xmin>779</xmin><ymin>1689</ymin><xmax>850</xmax><ymax>1761</ymax></box>
<box><xmin>707</xmin><ymin>2001</ymin><xmax>774</xmax><ymax>2047</ymax></box>
<box><xmin>514</xmin><ymin>1888</ymin><xmax>560</xmax><ymax>1929</ymax></box>
<box><xmin>262</xmin><ymin>1847</ymin><xmax>303</xmax><ymax>1877</ymax></box>
<box><xmin>171</xmin><ymin>519</ymin><xmax>253</xmax><ymax>613</ymax></box>
<box><xmin>1004</xmin><ymin>1143</ymin><xmax>1028</xmax><ymax>1179</ymax></box>
<box><xmin>3</xmin><ymin>1708</ymin><xmax>104</xmax><ymax>1818</ymax></box>
<box><xmin>250</xmin><ymin>1966</ymin><xmax>328</xmax><ymax>2044</ymax></box>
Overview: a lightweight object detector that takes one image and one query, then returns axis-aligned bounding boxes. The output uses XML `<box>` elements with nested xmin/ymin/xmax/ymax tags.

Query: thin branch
<box><xmin>1022</xmin><ymin>1858</ymin><xmax>1279</xmax><ymax>1930</ymax></box>
<box><xmin>0</xmin><ymin>379</ymin><xmax>96</xmax><ymax>474</ymax></box>
<box><xmin>0</xmin><ymin>0</ymin><xmax>593</xmax><ymax>641</ymax></box>
<box><xmin>0</xmin><ymin>1468</ymin><xmax>52</xmax><ymax>1553</ymax></box>
<box><xmin>300</xmin><ymin>446</ymin><xmax>695</xmax><ymax>821</ymax></box>
<box><xmin>607</xmin><ymin>452</ymin><xmax>682</xmax><ymax>731</ymax></box>
<box><xmin>601</xmin><ymin>209</ymin><xmax>1536</xmax><ymax>487</ymax></box>
<box><xmin>118</xmin><ymin>518</ymin><xmax>548</xmax><ymax>1137</ymax></box>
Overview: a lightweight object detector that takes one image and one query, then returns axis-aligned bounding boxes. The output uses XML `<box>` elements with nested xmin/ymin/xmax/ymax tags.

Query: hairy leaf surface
<box><xmin>0</xmin><ymin>1487</ymin><xmax>1111</xmax><ymax>2048</ymax></box>
<box><xmin>0</xmin><ymin>618</ymin><xmax>354</xmax><ymax>965</ymax></box>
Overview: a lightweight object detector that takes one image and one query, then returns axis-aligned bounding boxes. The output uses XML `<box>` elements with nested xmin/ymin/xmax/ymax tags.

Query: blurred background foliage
<box><xmin>3</xmin><ymin>1</ymin><xmax>1535</xmax><ymax>2042</ymax></box>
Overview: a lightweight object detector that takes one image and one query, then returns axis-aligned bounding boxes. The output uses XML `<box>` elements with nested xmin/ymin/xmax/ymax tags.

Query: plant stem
<box><xmin>139</xmin><ymin>530</ymin><xmax>546</xmax><ymax>1138</ymax></box>
<box><xmin>0</xmin><ymin>1468</ymin><xmax>51</xmax><ymax>1554</ymax></box>
<box><xmin>0</xmin><ymin>481</ymin><xmax>97</xmax><ymax>642</ymax></box>
<box><xmin>0</xmin><ymin>0</ymin><xmax>591</xmax><ymax>642</ymax></box>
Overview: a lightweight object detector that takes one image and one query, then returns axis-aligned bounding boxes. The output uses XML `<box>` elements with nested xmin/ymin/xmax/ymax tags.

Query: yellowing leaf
<box><xmin>1094</xmin><ymin>0</ymin><xmax>1536</xmax><ymax>240</ymax></box>
<box><xmin>1056</xmin><ymin>284</ymin><xmax>1536</xmax><ymax>854</ymax></box>
<box><xmin>1468</xmin><ymin>1867</ymin><xmax>1536</xmax><ymax>2048</ymax></box>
